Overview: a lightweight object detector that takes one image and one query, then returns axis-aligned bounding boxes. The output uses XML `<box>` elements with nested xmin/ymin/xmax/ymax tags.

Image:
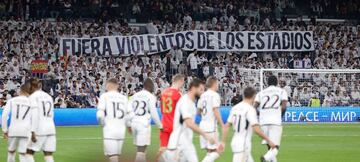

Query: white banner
<box><xmin>60</xmin><ymin>30</ymin><xmax>314</xmax><ymax>56</ymax></box>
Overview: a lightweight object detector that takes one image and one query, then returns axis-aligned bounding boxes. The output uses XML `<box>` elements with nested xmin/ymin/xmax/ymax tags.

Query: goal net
<box><xmin>259</xmin><ymin>69</ymin><xmax>360</xmax><ymax>107</ymax></box>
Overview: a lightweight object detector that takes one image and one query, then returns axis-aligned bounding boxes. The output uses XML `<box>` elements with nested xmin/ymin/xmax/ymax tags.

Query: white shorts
<box><xmin>103</xmin><ymin>139</ymin><xmax>124</xmax><ymax>156</ymax></box>
<box><xmin>163</xmin><ymin>144</ymin><xmax>198</xmax><ymax>162</ymax></box>
<box><xmin>200</xmin><ymin>132</ymin><xmax>218</xmax><ymax>150</ymax></box>
<box><xmin>8</xmin><ymin>137</ymin><xmax>29</xmax><ymax>154</ymax></box>
<box><xmin>233</xmin><ymin>152</ymin><xmax>254</xmax><ymax>162</ymax></box>
<box><xmin>131</xmin><ymin>122</ymin><xmax>151</xmax><ymax>146</ymax></box>
<box><xmin>261</xmin><ymin>125</ymin><xmax>283</xmax><ymax>146</ymax></box>
<box><xmin>28</xmin><ymin>135</ymin><xmax>56</xmax><ymax>152</ymax></box>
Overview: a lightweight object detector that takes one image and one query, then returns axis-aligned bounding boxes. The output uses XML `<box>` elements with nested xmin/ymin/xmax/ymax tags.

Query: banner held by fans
<box><xmin>60</xmin><ymin>30</ymin><xmax>315</xmax><ymax>56</ymax></box>
<box><xmin>31</xmin><ymin>60</ymin><xmax>49</xmax><ymax>73</ymax></box>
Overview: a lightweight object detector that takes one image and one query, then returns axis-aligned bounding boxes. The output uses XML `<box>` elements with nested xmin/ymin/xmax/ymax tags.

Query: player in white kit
<box><xmin>197</xmin><ymin>76</ymin><xmax>224</xmax><ymax>162</ymax></box>
<box><xmin>128</xmin><ymin>78</ymin><xmax>163</xmax><ymax>162</ymax></box>
<box><xmin>254</xmin><ymin>75</ymin><xmax>288</xmax><ymax>162</ymax></box>
<box><xmin>2</xmin><ymin>82</ymin><xmax>37</xmax><ymax>162</ymax></box>
<box><xmin>96</xmin><ymin>78</ymin><xmax>131</xmax><ymax>162</ymax></box>
<box><xmin>164</xmin><ymin>78</ymin><xmax>215</xmax><ymax>162</ymax></box>
<box><xmin>219</xmin><ymin>87</ymin><xmax>277</xmax><ymax>162</ymax></box>
<box><xmin>26</xmin><ymin>78</ymin><xmax>56</xmax><ymax>162</ymax></box>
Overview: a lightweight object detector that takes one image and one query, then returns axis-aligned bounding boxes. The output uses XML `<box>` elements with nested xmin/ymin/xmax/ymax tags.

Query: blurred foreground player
<box><xmin>198</xmin><ymin>76</ymin><xmax>224</xmax><ymax>162</ymax></box>
<box><xmin>128</xmin><ymin>78</ymin><xmax>163</xmax><ymax>162</ymax></box>
<box><xmin>97</xmin><ymin>78</ymin><xmax>131</xmax><ymax>162</ymax></box>
<box><xmin>2</xmin><ymin>82</ymin><xmax>37</xmax><ymax>162</ymax></box>
<box><xmin>219</xmin><ymin>87</ymin><xmax>277</xmax><ymax>162</ymax></box>
<box><xmin>156</xmin><ymin>74</ymin><xmax>185</xmax><ymax>161</ymax></box>
<box><xmin>26</xmin><ymin>78</ymin><xmax>57</xmax><ymax>162</ymax></box>
<box><xmin>163</xmin><ymin>78</ymin><xmax>216</xmax><ymax>162</ymax></box>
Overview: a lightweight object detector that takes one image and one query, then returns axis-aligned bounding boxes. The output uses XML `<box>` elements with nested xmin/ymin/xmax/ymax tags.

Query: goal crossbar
<box><xmin>260</xmin><ymin>69</ymin><xmax>360</xmax><ymax>74</ymax></box>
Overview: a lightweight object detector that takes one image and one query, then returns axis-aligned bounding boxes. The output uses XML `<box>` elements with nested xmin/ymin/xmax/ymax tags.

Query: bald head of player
<box><xmin>106</xmin><ymin>78</ymin><xmax>119</xmax><ymax>92</ymax></box>
<box><xmin>206</xmin><ymin>76</ymin><xmax>219</xmax><ymax>92</ymax></box>
<box><xmin>188</xmin><ymin>78</ymin><xmax>205</xmax><ymax>99</ymax></box>
<box><xmin>143</xmin><ymin>78</ymin><xmax>154</xmax><ymax>93</ymax></box>
<box><xmin>171</xmin><ymin>74</ymin><xmax>185</xmax><ymax>90</ymax></box>
<box><xmin>243</xmin><ymin>87</ymin><xmax>257</xmax><ymax>103</ymax></box>
<box><xmin>267</xmin><ymin>75</ymin><xmax>278</xmax><ymax>86</ymax></box>
<box><xmin>29</xmin><ymin>77</ymin><xmax>42</xmax><ymax>94</ymax></box>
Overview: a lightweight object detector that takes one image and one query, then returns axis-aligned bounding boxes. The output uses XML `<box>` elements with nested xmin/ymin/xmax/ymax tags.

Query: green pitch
<box><xmin>1</xmin><ymin>124</ymin><xmax>359</xmax><ymax>162</ymax></box>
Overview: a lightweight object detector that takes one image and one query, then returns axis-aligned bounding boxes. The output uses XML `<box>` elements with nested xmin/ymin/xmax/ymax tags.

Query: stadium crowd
<box><xmin>0</xmin><ymin>0</ymin><xmax>359</xmax><ymax>21</ymax></box>
<box><xmin>0</xmin><ymin>0</ymin><xmax>359</xmax><ymax>108</ymax></box>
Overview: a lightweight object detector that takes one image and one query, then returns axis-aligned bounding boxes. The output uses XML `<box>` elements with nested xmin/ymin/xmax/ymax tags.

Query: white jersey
<box><xmin>198</xmin><ymin>90</ymin><xmax>221</xmax><ymax>132</ymax></box>
<box><xmin>255</xmin><ymin>85</ymin><xmax>288</xmax><ymax>125</ymax></box>
<box><xmin>128</xmin><ymin>90</ymin><xmax>162</xmax><ymax>128</ymax></box>
<box><xmin>1</xmin><ymin>96</ymin><xmax>35</xmax><ymax>137</ymax></box>
<box><xmin>167</xmin><ymin>94</ymin><xmax>197</xmax><ymax>149</ymax></box>
<box><xmin>227</xmin><ymin>102</ymin><xmax>258</xmax><ymax>152</ymax></box>
<box><xmin>29</xmin><ymin>90</ymin><xmax>56</xmax><ymax>135</ymax></box>
<box><xmin>97</xmin><ymin>91</ymin><xmax>129</xmax><ymax>140</ymax></box>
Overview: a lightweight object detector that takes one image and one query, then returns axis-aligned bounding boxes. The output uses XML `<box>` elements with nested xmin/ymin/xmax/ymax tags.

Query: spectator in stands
<box><xmin>187</xmin><ymin>49</ymin><xmax>199</xmax><ymax>75</ymax></box>
<box><xmin>308</xmin><ymin>94</ymin><xmax>321</xmax><ymax>107</ymax></box>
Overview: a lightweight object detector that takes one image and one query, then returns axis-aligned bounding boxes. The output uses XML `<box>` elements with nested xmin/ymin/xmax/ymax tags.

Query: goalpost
<box><xmin>258</xmin><ymin>69</ymin><xmax>360</xmax><ymax>107</ymax></box>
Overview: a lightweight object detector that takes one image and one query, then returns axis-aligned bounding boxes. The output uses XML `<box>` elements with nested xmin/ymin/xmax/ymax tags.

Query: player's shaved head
<box><xmin>267</xmin><ymin>75</ymin><xmax>278</xmax><ymax>86</ymax></box>
<box><xmin>243</xmin><ymin>87</ymin><xmax>256</xmax><ymax>99</ymax></box>
<box><xmin>29</xmin><ymin>77</ymin><xmax>42</xmax><ymax>93</ymax></box>
<box><xmin>206</xmin><ymin>76</ymin><xmax>218</xmax><ymax>89</ymax></box>
<box><xmin>143</xmin><ymin>78</ymin><xmax>154</xmax><ymax>93</ymax></box>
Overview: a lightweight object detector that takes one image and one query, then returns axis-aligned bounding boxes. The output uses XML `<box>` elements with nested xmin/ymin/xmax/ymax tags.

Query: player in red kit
<box><xmin>156</xmin><ymin>74</ymin><xmax>185</xmax><ymax>162</ymax></box>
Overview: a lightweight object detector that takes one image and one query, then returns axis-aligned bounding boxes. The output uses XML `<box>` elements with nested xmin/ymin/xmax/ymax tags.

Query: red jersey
<box><xmin>160</xmin><ymin>88</ymin><xmax>181</xmax><ymax>132</ymax></box>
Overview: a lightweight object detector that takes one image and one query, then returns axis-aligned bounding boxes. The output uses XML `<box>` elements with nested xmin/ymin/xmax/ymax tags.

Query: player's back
<box><xmin>98</xmin><ymin>91</ymin><xmax>128</xmax><ymax>139</ymax></box>
<box><xmin>198</xmin><ymin>89</ymin><xmax>221</xmax><ymax>133</ymax></box>
<box><xmin>160</xmin><ymin>88</ymin><xmax>181</xmax><ymax>132</ymax></box>
<box><xmin>30</xmin><ymin>90</ymin><xmax>56</xmax><ymax>135</ymax></box>
<box><xmin>255</xmin><ymin>85</ymin><xmax>288</xmax><ymax>125</ymax></box>
<box><xmin>167</xmin><ymin>94</ymin><xmax>196</xmax><ymax>149</ymax></box>
<box><xmin>3</xmin><ymin>96</ymin><xmax>33</xmax><ymax>137</ymax></box>
<box><xmin>229</xmin><ymin>102</ymin><xmax>257</xmax><ymax>151</ymax></box>
<box><xmin>129</xmin><ymin>90</ymin><xmax>156</xmax><ymax>125</ymax></box>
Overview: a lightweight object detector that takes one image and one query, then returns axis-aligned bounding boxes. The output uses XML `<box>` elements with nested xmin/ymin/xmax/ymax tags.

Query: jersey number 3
<box><xmin>162</xmin><ymin>97</ymin><xmax>173</xmax><ymax>114</ymax></box>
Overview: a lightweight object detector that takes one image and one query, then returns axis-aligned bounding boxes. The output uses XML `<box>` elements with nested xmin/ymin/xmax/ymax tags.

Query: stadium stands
<box><xmin>0</xmin><ymin>0</ymin><xmax>359</xmax><ymax>108</ymax></box>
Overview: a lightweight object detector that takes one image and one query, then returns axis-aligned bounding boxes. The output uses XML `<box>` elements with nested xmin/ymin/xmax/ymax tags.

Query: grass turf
<box><xmin>1</xmin><ymin>124</ymin><xmax>359</xmax><ymax>162</ymax></box>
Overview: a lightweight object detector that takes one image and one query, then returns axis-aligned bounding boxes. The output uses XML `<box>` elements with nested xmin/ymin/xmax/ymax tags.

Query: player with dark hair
<box><xmin>128</xmin><ymin>78</ymin><xmax>162</xmax><ymax>162</ymax></box>
<box><xmin>26</xmin><ymin>78</ymin><xmax>57</xmax><ymax>162</ymax></box>
<box><xmin>254</xmin><ymin>75</ymin><xmax>288</xmax><ymax>162</ymax></box>
<box><xmin>219</xmin><ymin>87</ymin><xmax>277</xmax><ymax>162</ymax></box>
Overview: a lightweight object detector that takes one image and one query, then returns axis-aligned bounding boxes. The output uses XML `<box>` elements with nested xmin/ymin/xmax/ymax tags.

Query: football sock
<box><xmin>7</xmin><ymin>152</ymin><xmax>15</xmax><ymax>162</ymax></box>
<box><xmin>263</xmin><ymin>148</ymin><xmax>278</xmax><ymax>161</ymax></box>
<box><xmin>19</xmin><ymin>154</ymin><xmax>26</xmax><ymax>162</ymax></box>
<box><xmin>109</xmin><ymin>156</ymin><xmax>118</xmax><ymax>162</ymax></box>
<box><xmin>202</xmin><ymin>152</ymin><xmax>219</xmax><ymax>162</ymax></box>
<box><xmin>135</xmin><ymin>152</ymin><xmax>146</xmax><ymax>162</ymax></box>
<box><xmin>45</xmin><ymin>155</ymin><xmax>55</xmax><ymax>162</ymax></box>
<box><xmin>271</xmin><ymin>157</ymin><xmax>278</xmax><ymax>162</ymax></box>
<box><xmin>26</xmin><ymin>154</ymin><xmax>35</xmax><ymax>162</ymax></box>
